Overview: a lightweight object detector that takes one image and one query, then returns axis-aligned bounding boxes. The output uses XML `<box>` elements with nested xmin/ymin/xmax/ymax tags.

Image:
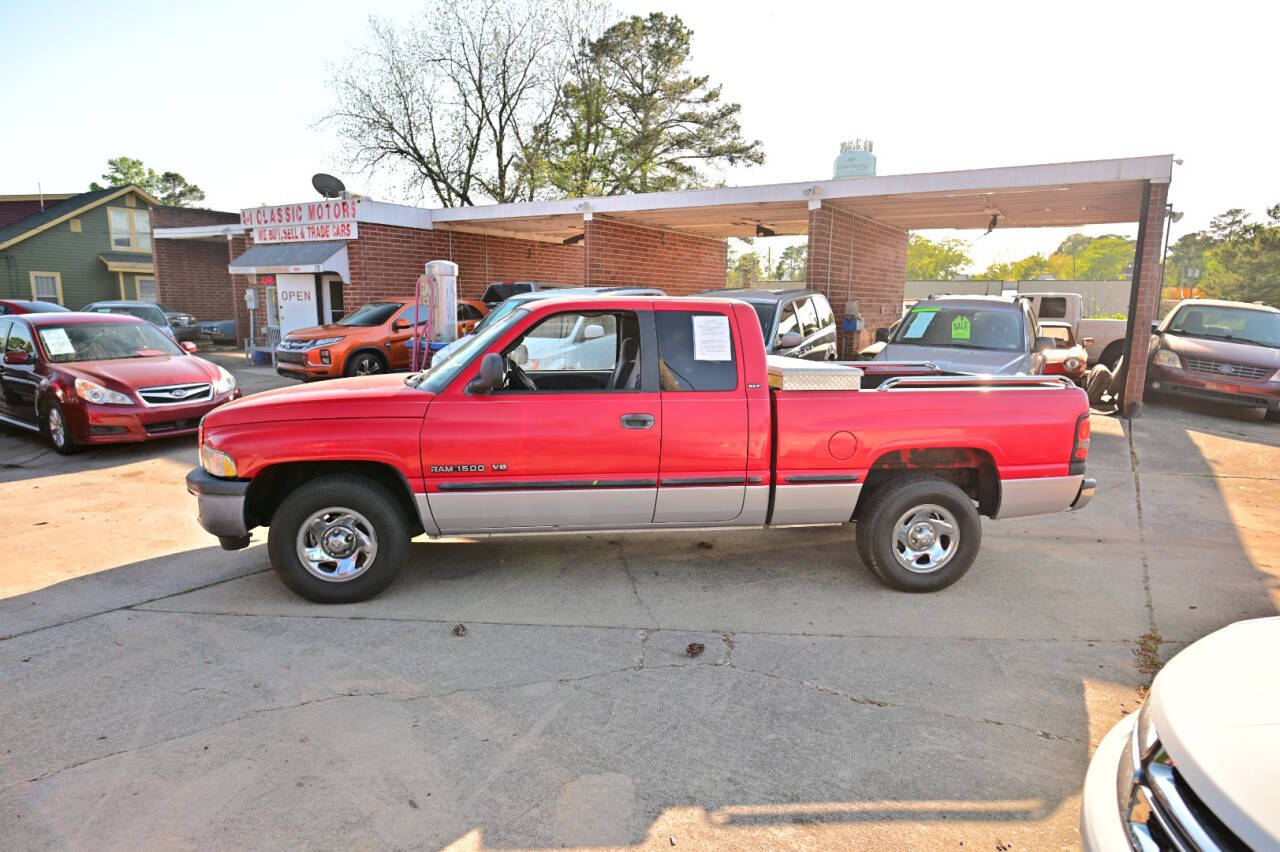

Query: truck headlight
<box><xmin>200</xmin><ymin>444</ymin><xmax>238</xmax><ymax>478</ymax></box>
<box><xmin>74</xmin><ymin>378</ymin><xmax>133</xmax><ymax>405</ymax></box>
<box><xmin>1152</xmin><ymin>349</ymin><xmax>1181</xmax><ymax>369</ymax></box>
<box><xmin>212</xmin><ymin>366</ymin><xmax>237</xmax><ymax>395</ymax></box>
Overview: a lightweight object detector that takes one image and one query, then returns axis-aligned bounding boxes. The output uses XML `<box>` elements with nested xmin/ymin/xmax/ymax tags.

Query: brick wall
<box><xmin>151</xmin><ymin>207</ymin><xmax>243</xmax><ymax>330</ymax></box>
<box><xmin>1120</xmin><ymin>181</ymin><xmax>1168</xmax><ymax>415</ymax></box>
<box><xmin>807</xmin><ymin>206</ymin><xmax>908</xmax><ymax>358</ymax></box>
<box><xmin>585</xmin><ymin>217</ymin><xmax>727</xmax><ymax>295</ymax></box>
<box><xmin>346</xmin><ymin>223</ymin><xmax>585</xmax><ymax>304</ymax></box>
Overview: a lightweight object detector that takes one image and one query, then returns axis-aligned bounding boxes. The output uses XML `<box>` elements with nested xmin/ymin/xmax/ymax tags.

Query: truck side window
<box><xmin>1038</xmin><ymin>297</ymin><xmax>1067</xmax><ymax>319</ymax></box>
<box><xmin>655</xmin><ymin>311</ymin><xmax>737</xmax><ymax>392</ymax></box>
<box><xmin>813</xmin><ymin>296</ymin><xmax>835</xmax><ymax>329</ymax></box>
<box><xmin>775</xmin><ymin>303</ymin><xmax>800</xmax><ymax>342</ymax></box>
<box><xmin>503</xmin><ymin>311</ymin><xmax>638</xmax><ymax>391</ymax></box>
<box><xmin>796</xmin><ymin>298</ymin><xmax>820</xmax><ymax>337</ymax></box>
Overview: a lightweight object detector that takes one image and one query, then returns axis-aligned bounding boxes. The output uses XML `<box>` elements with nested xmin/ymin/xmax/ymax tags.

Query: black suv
<box><xmin>698</xmin><ymin>287</ymin><xmax>838</xmax><ymax>360</ymax></box>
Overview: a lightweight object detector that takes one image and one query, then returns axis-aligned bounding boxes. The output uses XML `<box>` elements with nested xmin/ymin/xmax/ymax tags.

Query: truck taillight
<box><xmin>1072</xmin><ymin>414</ymin><xmax>1090</xmax><ymax>462</ymax></box>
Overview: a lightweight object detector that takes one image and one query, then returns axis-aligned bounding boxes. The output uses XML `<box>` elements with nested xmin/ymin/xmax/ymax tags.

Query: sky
<box><xmin>2</xmin><ymin>0</ymin><xmax>1276</xmax><ymax>272</ymax></box>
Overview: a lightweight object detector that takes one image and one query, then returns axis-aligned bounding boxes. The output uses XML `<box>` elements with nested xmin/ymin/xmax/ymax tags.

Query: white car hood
<box><xmin>1149</xmin><ymin>617</ymin><xmax>1280</xmax><ymax>848</ymax></box>
<box><xmin>876</xmin><ymin>343</ymin><xmax>1028</xmax><ymax>374</ymax></box>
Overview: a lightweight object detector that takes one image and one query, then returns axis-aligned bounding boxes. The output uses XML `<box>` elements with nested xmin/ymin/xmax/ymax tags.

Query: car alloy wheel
<box><xmin>352</xmin><ymin>355</ymin><xmax>382</xmax><ymax>376</ymax></box>
<box><xmin>891</xmin><ymin>503</ymin><xmax>960</xmax><ymax>574</ymax></box>
<box><xmin>295</xmin><ymin>506</ymin><xmax>379</xmax><ymax>582</ymax></box>
<box><xmin>47</xmin><ymin>406</ymin><xmax>66</xmax><ymax>449</ymax></box>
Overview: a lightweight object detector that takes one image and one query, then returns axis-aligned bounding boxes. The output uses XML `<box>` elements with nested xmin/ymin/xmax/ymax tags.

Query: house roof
<box><xmin>0</xmin><ymin>185</ymin><xmax>162</xmax><ymax>251</ymax></box>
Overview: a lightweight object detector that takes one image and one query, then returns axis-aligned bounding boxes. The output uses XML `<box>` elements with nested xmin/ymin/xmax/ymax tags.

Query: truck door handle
<box><xmin>620</xmin><ymin>413</ymin><xmax>655</xmax><ymax>429</ymax></box>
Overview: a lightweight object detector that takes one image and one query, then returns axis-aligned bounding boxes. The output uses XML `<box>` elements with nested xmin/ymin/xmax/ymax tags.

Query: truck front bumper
<box><xmin>186</xmin><ymin>467</ymin><xmax>252</xmax><ymax>550</ymax></box>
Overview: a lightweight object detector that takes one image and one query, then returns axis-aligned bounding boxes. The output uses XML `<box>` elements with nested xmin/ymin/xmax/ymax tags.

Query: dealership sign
<box><xmin>241</xmin><ymin>199</ymin><xmax>360</xmax><ymax>244</ymax></box>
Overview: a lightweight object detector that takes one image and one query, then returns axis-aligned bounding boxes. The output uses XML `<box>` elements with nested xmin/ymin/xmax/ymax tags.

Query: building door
<box><xmin>275</xmin><ymin>273</ymin><xmax>319</xmax><ymax>335</ymax></box>
<box><xmin>322</xmin><ymin>276</ymin><xmax>345</xmax><ymax>324</ymax></box>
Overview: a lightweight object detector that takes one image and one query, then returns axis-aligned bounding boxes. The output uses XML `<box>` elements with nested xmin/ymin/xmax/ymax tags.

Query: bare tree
<box><xmin>324</xmin><ymin>0</ymin><xmax>605</xmax><ymax>206</ymax></box>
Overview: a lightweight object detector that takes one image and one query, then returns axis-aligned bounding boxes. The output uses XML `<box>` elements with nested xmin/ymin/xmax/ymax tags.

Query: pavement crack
<box><xmin>616</xmin><ymin>538</ymin><xmax>657</xmax><ymax>625</ymax></box>
<box><xmin>1124</xmin><ymin>422</ymin><xmax>1159</xmax><ymax>637</ymax></box>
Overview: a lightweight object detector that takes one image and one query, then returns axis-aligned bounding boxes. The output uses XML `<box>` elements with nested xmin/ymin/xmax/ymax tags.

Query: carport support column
<box><xmin>1119</xmin><ymin>181</ymin><xmax>1169</xmax><ymax>417</ymax></box>
<box><xmin>806</xmin><ymin>201</ymin><xmax>908</xmax><ymax>358</ymax></box>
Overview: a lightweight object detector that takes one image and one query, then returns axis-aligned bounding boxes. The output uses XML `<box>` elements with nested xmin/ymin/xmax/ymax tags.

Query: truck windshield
<box><xmin>1166</xmin><ymin>304</ymin><xmax>1280</xmax><ymax>348</ymax></box>
<box><xmin>406</xmin><ymin>307</ymin><xmax>531</xmax><ymax>393</ymax></box>
<box><xmin>889</xmin><ymin>306</ymin><xmax>1024</xmax><ymax>352</ymax></box>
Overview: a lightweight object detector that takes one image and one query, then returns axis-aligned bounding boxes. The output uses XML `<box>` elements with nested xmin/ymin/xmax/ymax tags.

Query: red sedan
<box><xmin>0</xmin><ymin>312</ymin><xmax>241</xmax><ymax>453</ymax></box>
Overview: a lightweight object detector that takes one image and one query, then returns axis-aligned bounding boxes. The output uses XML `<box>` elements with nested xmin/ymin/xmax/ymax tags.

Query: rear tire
<box><xmin>1265</xmin><ymin>409</ymin><xmax>1280</xmax><ymax>423</ymax></box>
<box><xmin>267</xmin><ymin>474</ymin><xmax>410</xmax><ymax>603</ymax></box>
<box><xmin>855</xmin><ymin>475</ymin><xmax>982</xmax><ymax>592</ymax></box>
<box><xmin>344</xmin><ymin>351</ymin><xmax>387</xmax><ymax>377</ymax></box>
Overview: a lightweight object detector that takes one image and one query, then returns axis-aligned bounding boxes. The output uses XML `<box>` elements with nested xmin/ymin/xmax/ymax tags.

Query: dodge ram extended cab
<box><xmin>187</xmin><ymin>296</ymin><xmax>1096</xmax><ymax>603</ymax></box>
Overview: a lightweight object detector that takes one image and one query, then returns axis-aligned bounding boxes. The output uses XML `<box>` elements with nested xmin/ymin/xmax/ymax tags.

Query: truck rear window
<box><xmin>655</xmin><ymin>311</ymin><xmax>737</xmax><ymax>391</ymax></box>
<box><xmin>1037</xmin><ymin>297</ymin><xmax>1068</xmax><ymax>319</ymax></box>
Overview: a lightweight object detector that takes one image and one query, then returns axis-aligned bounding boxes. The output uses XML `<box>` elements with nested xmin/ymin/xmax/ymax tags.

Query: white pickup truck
<box><xmin>1020</xmin><ymin>292</ymin><xmax>1128</xmax><ymax>369</ymax></box>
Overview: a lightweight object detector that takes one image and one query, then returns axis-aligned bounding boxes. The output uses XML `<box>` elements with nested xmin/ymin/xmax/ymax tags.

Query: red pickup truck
<box><xmin>187</xmin><ymin>296</ymin><xmax>1095</xmax><ymax>603</ymax></box>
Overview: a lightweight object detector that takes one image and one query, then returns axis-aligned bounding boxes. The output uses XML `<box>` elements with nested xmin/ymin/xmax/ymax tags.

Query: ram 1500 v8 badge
<box><xmin>187</xmin><ymin>296</ymin><xmax>1095</xmax><ymax>603</ymax></box>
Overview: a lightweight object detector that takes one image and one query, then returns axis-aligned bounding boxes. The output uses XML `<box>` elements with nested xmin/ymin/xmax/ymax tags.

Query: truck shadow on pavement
<box><xmin>2</xmin><ymin>405</ymin><xmax>1276</xmax><ymax>849</ymax></box>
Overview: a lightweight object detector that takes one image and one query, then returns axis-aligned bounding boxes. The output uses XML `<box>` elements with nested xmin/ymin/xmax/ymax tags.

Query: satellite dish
<box><xmin>312</xmin><ymin>173</ymin><xmax>346</xmax><ymax>199</ymax></box>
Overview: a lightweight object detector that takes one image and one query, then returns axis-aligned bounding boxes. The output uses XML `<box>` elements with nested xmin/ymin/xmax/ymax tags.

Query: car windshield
<box><xmin>750</xmin><ymin>303</ymin><xmax>776</xmax><ymax>340</ymax></box>
<box><xmin>889</xmin><ymin>306</ymin><xmax>1024</xmax><ymax>352</ymax></box>
<box><xmin>482</xmin><ymin>283</ymin><xmax>531</xmax><ymax>303</ymax></box>
<box><xmin>1167</xmin><ymin>304</ymin><xmax>1280</xmax><ymax>348</ymax></box>
<box><xmin>338</xmin><ymin>302</ymin><xmax>401</xmax><ymax>327</ymax></box>
<box><xmin>24</xmin><ymin>301</ymin><xmax>69</xmax><ymax>313</ymax></box>
<box><xmin>37</xmin><ymin>321</ymin><xmax>183</xmax><ymax>363</ymax></box>
<box><xmin>94</xmin><ymin>305</ymin><xmax>167</xmax><ymax>325</ymax></box>
<box><xmin>1040</xmin><ymin>325</ymin><xmax>1075</xmax><ymax>346</ymax></box>
<box><xmin>407</xmin><ymin>307</ymin><xmax>531</xmax><ymax>393</ymax></box>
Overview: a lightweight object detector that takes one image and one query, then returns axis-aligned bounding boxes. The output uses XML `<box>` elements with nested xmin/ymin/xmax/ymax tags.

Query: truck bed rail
<box><xmin>876</xmin><ymin>374</ymin><xmax>1077</xmax><ymax>391</ymax></box>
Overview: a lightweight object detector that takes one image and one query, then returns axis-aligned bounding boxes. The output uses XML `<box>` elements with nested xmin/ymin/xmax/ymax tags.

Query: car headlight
<box><xmin>1152</xmin><ymin>349</ymin><xmax>1181</xmax><ymax>369</ymax></box>
<box><xmin>212</xmin><ymin>365</ymin><xmax>237</xmax><ymax>394</ymax></box>
<box><xmin>306</xmin><ymin>337</ymin><xmax>343</xmax><ymax>348</ymax></box>
<box><xmin>1064</xmin><ymin>357</ymin><xmax>1082</xmax><ymax>372</ymax></box>
<box><xmin>1269</xmin><ymin>369</ymin><xmax>1280</xmax><ymax>384</ymax></box>
<box><xmin>74</xmin><ymin>378</ymin><xmax>133</xmax><ymax>405</ymax></box>
<box><xmin>200</xmin><ymin>444</ymin><xmax>238</xmax><ymax>478</ymax></box>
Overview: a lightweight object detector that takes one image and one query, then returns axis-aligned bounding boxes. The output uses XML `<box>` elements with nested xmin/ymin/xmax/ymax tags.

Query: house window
<box><xmin>30</xmin><ymin>271</ymin><xmax>63</xmax><ymax>305</ymax></box>
<box><xmin>70</xmin><ymin>218</ymin><xmax>82</xmax><ymax>233</ymax></box>
<box><xmin>136</xmin><ymin>278</ymin><xmax>157</xmax><ymax>303</ymax></box>
<box><xmin>107</xmin><ymin>207</ymin><xmax>152</xmax><ymax>252</ymax></box>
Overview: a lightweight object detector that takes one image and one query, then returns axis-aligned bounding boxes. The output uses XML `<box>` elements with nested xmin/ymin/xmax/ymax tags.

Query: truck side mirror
<box><xmin>777</xmin><ymin>331</ymin><xmax>802</xmax><ymax>349</ymax></box>
<box><xmin>468</xmin><ymin>352</ymin><xmax>506</xmax><ymax>393</ymax></box>
<box><xmin>874</xmin><ymin>327</ymin><xmax>890</xmax><ymax>343</ymax></box>
<box><xmin>1150</xmin><ymin>322</ymin><xmax>1159</xmax><ymax>333</ymax></box>
<box><xmin>1033</xmin><ymin>336</ymin><xmax>1055</xmax><ymax>353</ymax></box>
<box><xmin>180</xmin><ymin>341</ymin><xmax>199</xmax><ymax>354</ymax></box>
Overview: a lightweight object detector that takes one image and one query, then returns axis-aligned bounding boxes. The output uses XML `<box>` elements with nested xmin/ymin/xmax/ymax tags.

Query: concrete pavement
<box><xmin>1</xmin><ymin>369</ymin><xmax>1277</xmax><ymax>849</ymax></box>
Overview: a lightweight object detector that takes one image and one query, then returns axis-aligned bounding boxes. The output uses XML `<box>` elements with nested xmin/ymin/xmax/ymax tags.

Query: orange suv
<box><xmin>275</xmin><ymin>298</ymin><xmax>488</xmax><ymax>381</ymax></box>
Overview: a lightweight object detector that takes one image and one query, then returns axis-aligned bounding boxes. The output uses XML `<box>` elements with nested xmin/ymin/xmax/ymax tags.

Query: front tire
<box><xmin>1265</xmin><ymin>409</ymin><xmax>1280</xmax><ymax>423</ymax></box>
<box><xmin>1086</xmin><ymin>364</ymin><xmax>1112</xmax><ymax>407</ymax></box>
<box><xmin>44</xmin><ymin>401</ymin><xmax>80</xmax><ymax>455</ymax></box>
<box><xmin>267</xmin><ymin>475</ymin><xmax>410</xmax><ymax>603</ymax></box>
<box><xmin>855</xmin><ymin>475</ymin><xmax>982</xmax><ymax>592</ymax></box>
<box><xmin>344</xmin><ymin>351</ymin><xmax>386</xmax><ymax>377</ymax></box>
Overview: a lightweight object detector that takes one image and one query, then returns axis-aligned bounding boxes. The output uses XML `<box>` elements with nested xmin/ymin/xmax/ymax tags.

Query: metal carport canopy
<box><xmin>426</xmin><ymin>155</ymin><xmax>1174</xmax><ymax>242</ymax></box>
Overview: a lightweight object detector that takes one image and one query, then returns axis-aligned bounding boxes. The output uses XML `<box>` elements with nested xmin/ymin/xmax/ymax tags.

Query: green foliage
<box><xmin>906</xmin><ymin>234</ymin><xmax>971</xmax><ymax>280</ymax></box>
<box><xmin>1196</xmin><ymin>205</ymin><xmax>1280</xmax><ymax>305</ymax></box>
<box><xmin>726</xmin><ymin>250</ymin><xmax>764</xmax><ymax>288</ymax></box>
<box><xmin>978</xmin><ymin>233</ymin><xmax>1135</xmax><ymax>282</ymax></box>
<box><xmin>552</xmin><ymin>13</ymin><xmax>764</xmax><ymax>196</ymax></box>
<box><xmin>90</xmin><ymin>156</ymin><xmax>206</xmax><ymax>207</ymax></box>
<box><xmin>773</xmin><ymin>244</ymin><xmax>807</xmax><ymax>281</ymax></box>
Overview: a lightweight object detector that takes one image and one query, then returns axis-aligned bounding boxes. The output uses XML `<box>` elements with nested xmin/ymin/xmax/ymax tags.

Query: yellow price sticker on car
<box><xmin>951</xmin><ymin>315</ymin><xmax>971</xmax><ymax>340</ymax></box>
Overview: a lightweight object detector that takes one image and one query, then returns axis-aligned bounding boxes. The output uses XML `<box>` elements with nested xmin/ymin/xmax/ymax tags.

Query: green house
<box><xmin>0</xmin><ymin>185</ymin><xmax>161</xmax><ymax>308</ymax></box>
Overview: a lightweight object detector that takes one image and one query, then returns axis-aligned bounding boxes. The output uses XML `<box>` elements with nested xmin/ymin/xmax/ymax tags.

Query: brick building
<box><xmin>153</xmin><ymin>154</ymin><xmax>1174</xmax><ymax>411</ymax></box>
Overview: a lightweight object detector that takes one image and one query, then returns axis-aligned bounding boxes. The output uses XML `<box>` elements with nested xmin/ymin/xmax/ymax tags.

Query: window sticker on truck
<box><xmin>692</xmin><ymin>314</ymin><xmax>732</xmax><ymax>361</ymax></box>
<box><xmin>903</xmin><ymin>309</ymin><xmax>937</xmax><ymax>339</ymax></box>
<box><xmin>951</xmin><ymin>315</ymin><xmax>971</xmax><ymax>340</ymax></box>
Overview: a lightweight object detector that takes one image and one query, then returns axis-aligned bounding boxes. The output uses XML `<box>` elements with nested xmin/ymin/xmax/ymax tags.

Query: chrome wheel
<box><xmin>352</xmin><ymin>355</ymin><xmax>382</xmax><ymax>376</ymax></box>
<box><xmin>295</xmin><ymin>507</ymin><xmax>378</xmax><ymax>582</ymax></box>
<box><xmin>891</xmin><ymin>503</ymin><xmax>959</xmax><ymax>574</ymax></box>
<box><xmin>47</xmin><ymin>406</ymin><xmax>65</xmax><ymax>448</ymax></box>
